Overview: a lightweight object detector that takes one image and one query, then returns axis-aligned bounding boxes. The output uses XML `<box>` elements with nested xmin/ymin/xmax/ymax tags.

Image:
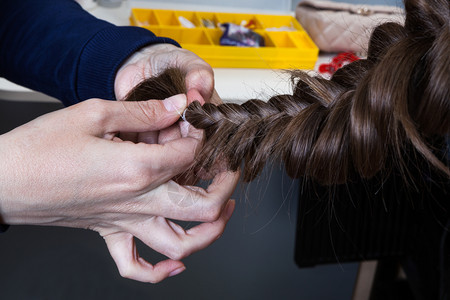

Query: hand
<box><xmin>0</xmin><ymin>94</ymin><xmax>239</xmax><ymax>283</ymax></box>
<box><xmin>113</xmin><ymin>43</ymin><xmax>221</xmax><ymax>176</ymax></box>
<box><xmin>114</xmin><ymin>43</ymin><xmax>221</xmax><ymax>104</ymax></box>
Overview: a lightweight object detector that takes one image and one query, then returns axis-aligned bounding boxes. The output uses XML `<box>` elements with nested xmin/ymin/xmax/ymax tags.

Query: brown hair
<box><xmin>125</xmin><ymin>0</ymin><xmax>449</xmax><ymax>185</ymax></box>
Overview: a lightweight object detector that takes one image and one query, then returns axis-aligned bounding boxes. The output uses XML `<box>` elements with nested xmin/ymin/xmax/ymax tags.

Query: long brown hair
<box><xmin>125</xmin><ymin>0</ymin><xmax>449</xmax><ymax>185</ymax></box>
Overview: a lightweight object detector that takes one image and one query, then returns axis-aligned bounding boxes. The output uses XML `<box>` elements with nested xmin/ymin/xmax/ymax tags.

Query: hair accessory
<box><xmin>332</xmin><ymin>52</ymin><xmax>359</xmax><ymax>68</ymax></box>
<box><xmin>180</xmin><ymin>108</ymin><xmax>187</xmax><ymax>122</ymax></box>
<box><xmin>319</xmin><ymin>52</ymin><xmax>359</xmax><ymax>75</ymax></box>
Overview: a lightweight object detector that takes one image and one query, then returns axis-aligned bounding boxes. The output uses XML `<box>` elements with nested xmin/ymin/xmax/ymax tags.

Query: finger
<box><xmin>132</xmin><ymin>200</ymin><xmax>235</xmax><ymax>261</ymax></box>
<box><xmin>182</xmin><ymin>199</ymin><xmax>235</xmax><ymax>253</ymax></box>
<box><xmin>157</xmin><ymin>117</ymin><xmax>204</xmax><ymax>143</ymax></box>
<box><xmin>135</xmin><ymin>133</ymin><xmax>203</xmax><ymax>184</ymax></box>
<box><xmin>187</xmin><ymin>88</ymin><xmax>205</xmax><ymax>105</ymax></box>
<box><xmin>136</xmin><ymin>131</ymin><xmax>159</xmax><ymax>144</ymax></box>
<box><xmin>103</xmin><ymin>125</ymin><xmax>202</xmax><ymax>189</ymax></box>
<box><xmin>103</xmin><ymin>232</ymin><xmax>185</xmax><ymax>283</ymax></box>
<box><xmin>114</xmin><ymin>62</ymin><xmax>143</xmax><ymax>100</ymax></box>
<box><xmin>81</xmin><ymin>95</ymin><xmax>187</xmax><ymax>135</ymax></box>
<box><xmin>158</xmin><ymin>123</ymin><xmax>182</xmax><ymax>145</ymax></box>
<box><xmin>146</xmin><ymin>170</ymin><xmax>240</xmax><ymax>222</ymax></box>
<box><xmin>183</xmin><ymin>63</ymin><xmax>214</xmax><ymax>102</ymax></box>
<box><xmin>140</xmin><ymin>113</ymin><xmax>202</xmax><ymax>145</ymax></box>
<box><xmin>205</xmin><ymin>170</ymin><xmax>240</xmax><ymax>199</ymax></box>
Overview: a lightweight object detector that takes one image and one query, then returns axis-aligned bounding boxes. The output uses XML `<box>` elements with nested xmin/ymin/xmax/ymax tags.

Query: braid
<box><xmin>123</xmin><ymin>0</ymin><xmax>449</xmax><ymax>185</ymax></box>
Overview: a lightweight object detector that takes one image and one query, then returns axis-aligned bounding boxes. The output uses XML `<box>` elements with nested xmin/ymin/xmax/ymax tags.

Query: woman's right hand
<box><xmin>0</xmin><ymin>94</ymin><xmax>239</xmax><ymax>283</ymax></box>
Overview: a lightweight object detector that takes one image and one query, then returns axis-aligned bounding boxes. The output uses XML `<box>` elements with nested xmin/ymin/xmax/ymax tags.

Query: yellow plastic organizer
<box><xmin>129</xmin><ymin>8</ymin><xmax>319</xmax><ymax>69</ymax></box>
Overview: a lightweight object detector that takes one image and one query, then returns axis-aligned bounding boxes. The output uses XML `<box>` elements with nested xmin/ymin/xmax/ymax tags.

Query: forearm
<box><xmin>0</xmin><ymin>0</ymin><xmax>179</xmax><ymax>105</ymax></box>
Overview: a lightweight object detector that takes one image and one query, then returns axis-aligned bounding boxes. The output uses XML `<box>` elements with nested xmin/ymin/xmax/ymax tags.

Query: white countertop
<box><xmin>0</xmin><ymin>1</ymin><xmax>333</xmax><ymax>103</ymax></box>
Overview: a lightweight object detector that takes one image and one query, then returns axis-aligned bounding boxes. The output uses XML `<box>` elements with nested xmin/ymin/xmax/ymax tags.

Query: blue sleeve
<box><xmin>0</xmin><ymin>0</ymin><xmax>180</xmax><ymax>106</ymax></box>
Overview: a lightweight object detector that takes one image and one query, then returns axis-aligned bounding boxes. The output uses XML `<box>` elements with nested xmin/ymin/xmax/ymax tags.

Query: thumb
<box><xmin>104</xmin><ymin>94</ymin><xmax>187</xmax><ymax>133</ymax></box>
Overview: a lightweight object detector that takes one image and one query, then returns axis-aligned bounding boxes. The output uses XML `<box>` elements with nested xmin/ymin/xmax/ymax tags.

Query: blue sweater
<box><xmin>0</xmin><ymin>0</ymin><xmax>179</xmax><ymax>106</ymax></box>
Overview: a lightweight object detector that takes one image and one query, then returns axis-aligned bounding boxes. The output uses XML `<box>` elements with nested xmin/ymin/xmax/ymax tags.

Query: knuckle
<box><xmin>200</xmin><ymin>205</ymin><xmax>222</xmax><ymax>222</ymax></box>
<box><xmin>81</xmin><ymin>98</ymin><xmax>109</xmax><ymax>126</ymax></box>
<box><xmin>146</xmin><ymin>274</ymin><xmax>163</xmax><ymax>284</ymax></box>
<box><xmin>123</xmin><ymin>168</ymin><xmax>152</xmax><ymax>193</ymax></box>
<box><xmin>167</xmin><ymin>247</ymin><xmax>186</xmax><ymax>261</ymax></box>
<box><xmin>174</xmin><ymin>48</ymin><xmax>194</xmax><ymax>60</ymax></box>
<box><xmin>136</xmin><ymin>101</ymin><xmax>158</xmax><ymax>120</ymax></box>
<box><xmin>127</xmin><ymin>178</ymin><xmax>148</xmax><ymax>194</ymax></box>
<box><xmin>122</xmin><ymin>100</ymin><xmax>160</xmax><ymax>129</ymax></box>
<box><xmin>118</xmin><ymin>265</ymin><xmax>134</xmax><ymax>280</ymax></box>
<box><xmin>115</xmin><ymin>160</ymin><xmax>153</xmax><ymax>193</ymax></box>
<box><xmin>166</xmin><ymin>243</ymin><xmax>189</xmax><ymax>261</ymax></box>
<box><xmin>148</xmin><ymin>278</ymin><xmax>160</xmax><ymax>284</ymax></box>
<box><xmin>187</xmin><ymin>67</ymin><xmax>213</xmax><ymax>86</ymax></box>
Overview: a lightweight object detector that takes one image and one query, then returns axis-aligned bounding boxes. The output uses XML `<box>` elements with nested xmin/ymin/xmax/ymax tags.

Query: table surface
<box><xmin>0</xmin><ymin>1</ymin><xmax>334</xmax><ymax>103</ymax></box>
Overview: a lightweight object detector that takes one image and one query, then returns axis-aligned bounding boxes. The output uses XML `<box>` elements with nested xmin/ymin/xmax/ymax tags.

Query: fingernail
<box><xmin>169</xmin><ymin>266</ymin><xmax>186</xmax><ymax>277</ymax></box>
<box><xmin>163</xmin><ymin>94</ymin><xmax>187</xmax><ymax>113</ymax></box>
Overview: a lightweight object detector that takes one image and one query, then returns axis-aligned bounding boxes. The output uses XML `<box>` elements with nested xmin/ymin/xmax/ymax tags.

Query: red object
<box><xmin>319</xmin><ymin>52</ymin><xmax>359</xmax><ymax>75</ymax></box>
<box><xmin>244</xmin><ymin>19</ymin><xmax>257</xmax><ymax>29</ymax></box>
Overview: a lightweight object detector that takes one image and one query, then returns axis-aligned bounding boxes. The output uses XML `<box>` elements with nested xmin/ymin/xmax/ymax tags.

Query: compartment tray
<box><xmin>130</xmin><ymin>8</ymin><xmax>319</xmax><ymax>69</ymax></box>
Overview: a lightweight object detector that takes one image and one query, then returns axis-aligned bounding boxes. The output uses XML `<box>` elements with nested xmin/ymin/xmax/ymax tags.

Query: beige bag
<box><xmin>296</xmin><ymin>0</ymin><xmax>404</xmax><ymax>54</ymax></box>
